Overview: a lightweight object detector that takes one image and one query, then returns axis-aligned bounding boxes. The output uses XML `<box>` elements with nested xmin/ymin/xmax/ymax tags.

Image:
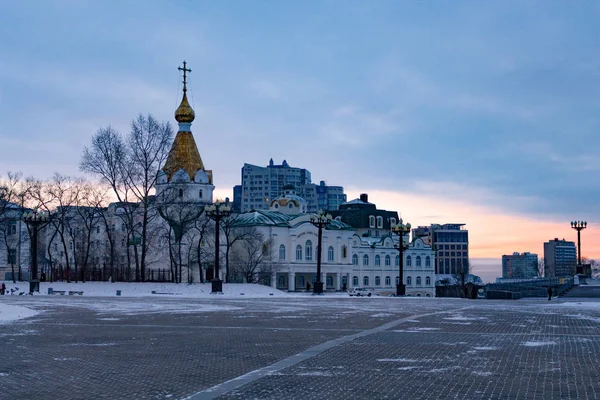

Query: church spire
<box><xmin>174</xmin><ymin>61</ymin><xmax>195</xmax><ymax>128</ymax></box>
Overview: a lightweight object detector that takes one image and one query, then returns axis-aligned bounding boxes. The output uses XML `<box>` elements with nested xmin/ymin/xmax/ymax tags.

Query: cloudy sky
<box><xmin>1</xmin><ymin>1</ymin><xmax>599</xmax><ymax>281</ymax></box>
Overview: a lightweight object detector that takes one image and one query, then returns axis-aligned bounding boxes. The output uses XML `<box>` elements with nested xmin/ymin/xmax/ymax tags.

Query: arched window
<box><xmin>376</xmin><ymin>216</ymin><xmax>383</xmax><ymax>228</ymax></box>
<box><xmin>341</xmin><ymin>245</ymin><xmax>347</xmax><ymax>258</ymax></box>
<box><xmin>416</xmin><ymin>276</ymin><xmax>422</xmax><ymax>286</ymax></box>
<box><xmin>396</xmin><ymin>276</ymin><xmax>400</xmax><ymax>285</ymax></box>
<box><xmin>305</xmin><ymin>240</ymin><xmax>313</xmax><ymax>261</ymax></box>
<box><xmin>406</xmin><ymin>256</ymin><xmax>412</xmax><ymax>266</ymax></box>
<box><xmin>416</xmin><ymin>256</ymin><xmax>421</xmax><ymax>267</ymax></box>
<box><xmin>395</xmin><ymin>255</ymin><xmax>399</xmax><ymax>266</ymax></box>
<box><xmin>199</xmin><ymin>189</ymin><xmax>203</xmax><ymax>198</ymax></box>
<box><xmin>375</xmin><ymin>276</ymin><xmax>381</xmax><ymax>286</ymax></box>
<box><xmin>369</xmin><ymin>216</ymin><xmax>376</xmax><ymax>228</ymax></box>
<box><xmin>352</xmin><ymin>276</ymin><xmax>359</xmax><ymax>286</ymax></box>
<box><xmin>385</xmin><ymin>276</ymin><xmax>391</xmax><ymax>286</ymax></box>
<box><xmin>375</xmin><ymin>255</ymin><xmax>381</xmax><ymax>266</ymax></box>
<box><xmin>178</xmin><ymin>189</ymin><xmax>183</xmax><ymax>198</ymax></box>
<box><xmin>279</xmin><ymin>245</ymin><xmax>286</xmax><ymax>260</ymax></box>
<box><xmin>426</xmin><ymin>276</ymin><xmax>431</xmax><ymax>286</ymax></box>
<box><xmin>389</xmin><ymin>217</ymin><xmax>396</xmax><ymax>227</ymax></box>
<box><xmin>363</xmin><ymin>254</ymin><xmax>369</xmax><ymax>266</ymax></box>
<box><xmin>352</xmin><ymin>254</ymin><xmax>358</xmax><ymax>265</ymax></box>
<box><xmin>326</xmin><ymin>276</ymin><xmax>333</xmax><ymax>286</ymax></box>
<box><xmin>407</xmin><ymin>276</ymin><xmax>412</xmax><ymax>286</ymax></box>
<box><xmin>363</xmin><ymin>276</ymin><xmax>369</xmax><ymax>286</ymax></box>
<box><xmin>385</xmin><ymin>255</ymin><xmax>391</xmax><ymax>266</ymax></box>
<box><xmin>328</xmin><ymin>246</ymin><xmax>334</xmax><ymax>261</ymax></box>
<box><xmin>296</xmin><ymin>245</ymin><xmax>302</xmax><ymax>260</ymax></box>
<box><xmin>425</xmin><ymin>256</ymin><xmax>431</xmax><ymax>267</ymax></box>
<box><xmin>278</xmin><ymin>276</ymin><xmax>285</xmax><ymax>286</ymax></box>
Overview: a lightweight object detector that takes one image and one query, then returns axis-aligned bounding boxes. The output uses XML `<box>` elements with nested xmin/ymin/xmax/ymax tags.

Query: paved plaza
<box><xmin>1</xmin><ymin>295</ymin><xmax>600</xmax><ymax>399</ymax></box>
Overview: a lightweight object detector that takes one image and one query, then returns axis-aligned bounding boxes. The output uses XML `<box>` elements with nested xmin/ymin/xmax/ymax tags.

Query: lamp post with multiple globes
<box><xmin>570</xmin><ymin>221</ymin><xmax>587</xmax><ymax>269</ymax></box>
<box><xmin>204</xmin><ymin>199</ymin><xmax>232</xmax><ymax>294</ymax></box>
<box><xmin>23</xmin><ymin>209</ymin><xmax>49</xmax><ymax>294</ymax></box>
<box><xmin>309</xmin><ymin>210</ymin><xmax>333</xmax><ymax>295</ymax></box>
<box><xmin>391</xmin><ymin>219</ymin><xmax>411</xmax><ymax>296</ymax></box>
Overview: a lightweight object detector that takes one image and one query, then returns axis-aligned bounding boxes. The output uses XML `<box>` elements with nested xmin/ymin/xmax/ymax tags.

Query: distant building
<box><xmin>234</xmin><ymin>159</ymin><xmax>346</xmax><ymax>213</ymax></box>
<box><xmin>413</xmin><ymin>224</ymin><xmax>469</xmax><ymax>275</ymax></box>
<box><xmin>328</xmin><ymin>194</ymin><xmax>399</xmax><ymax>239</ymax></box>
<box><xmin>502</xmin><ymin>252</ymin><xmax>538</xmax><ymax>279</ymax></box>
<box><xmin>544</xmin><ymin>238</ymin><xmax>577</xmax><ymax>277</ymax></box>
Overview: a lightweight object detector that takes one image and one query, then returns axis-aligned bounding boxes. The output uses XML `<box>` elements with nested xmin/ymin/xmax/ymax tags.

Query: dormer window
<box><xmin>199</xmin><ymin>189</ymin><xmax>203</xmax><ymax>198</ymax></box>
<box><xmin>390</xmin><ymin>217</ymin><xmax>397</xmax><ymax>227</ymax></box>
<box><xmin>369</xmin><ymin>215</ymin><xmax>376</xmax><ymax>228</ymax></box>
<box><xmin>376</xmin><ymin>216</ymin><xmax>383</xmax><ymax>228</ymax></box>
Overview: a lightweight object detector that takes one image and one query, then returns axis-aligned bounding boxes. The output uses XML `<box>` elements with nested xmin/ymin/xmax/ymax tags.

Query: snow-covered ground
<box><xmin>0</xmin><ymin>281</ymin><xmax>302</xmax><ymax>298</ymax></box>
<box><xmin>0</xmin><ymin>303</ymin><xmax>38</xmax><ymax>323</ymax></box>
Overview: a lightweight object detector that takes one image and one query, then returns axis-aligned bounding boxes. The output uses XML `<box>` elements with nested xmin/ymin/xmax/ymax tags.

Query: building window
<box><xmin>7</xmin><ymin>248</ymin><xmax>16</xmax><ymax>264</ymax></box>
<box><xmin>375</xmin><ymin>276</ymin><xmax>381</xmax><ymax>286</ymax></box>
<box><xmin>299</xmin><ymin>276</ymin><xmax>305</xmax><ymax>286</ymax></box>
<box><xmin>279</xmin><ymin>245</ymin><xmax>286</xmax><ymax>260</ymax></box>
<box><xmin>326</xmin><ymin>276</ymin><xmax>333</xmax><ymax>286</ymax></box>
<box><xmin>341</xmin><ymin>245</ymin><xmax>347</xmax><ymax>258</ymax></box>
<box><xmin>385</xmin><ymin>276</ymin><xmax>391</xmax><ymax>286</ymax></box>
<box><xmin>363</xmin><ymin>276</ymin><xmax>369</xmax><ymax>286</ymax></box>
<box><xmin>296</xmin><ymin>245</ymin><xmax>302</xmax><ymax>260</ymax></box>
<box><xmin>395</xmin><ymin>255</ymin><xmax>399</xmax><ymax>266</ymax></box>
<box><xmin>389</xmin><ymin>217</ymin><xmax>396</xmax><ymax>227</ymax></box>
<box><xmin>369</xmin><ymin>216</ymin><xmax>375</xmax><ymax>228</ymax></box>
<box><xmin>406</xmin><ymin>256</ymin><xmax>412</xmax><ymax>266</ymax></box>
<box><xmin>385</xmin><ymin>255</ymin><xmax>391</xmax><ymax>266</ymax></box>
<box><xmin>416</xmin><ymin>276</ymin><xmax>422</xmax><ymax>286</ymax></box>
<box><xmin>425</xmin><ymin>256</ymin><xmax>431</xmax><ymax>267</ymax></box>
<box><xmin>363</xmin><ymin>254</ymin><xmax>369</xmax><ymax>266</ymax></box>
<box><xmin>426</xmin><ymin>276</ymin><xmax>431</xmax><ymax>286</ymax></box>
<box><xmin>7</xmin><ymin>223</ymin><xmax>16</xmax><ymax>235</ymax></box>
<box><xmin>375</xmin><ymin>255</ymin><xmax>381</xmax><ymax>266</ymax></box>
<box><xmin>376</xmin><ymin>216</ymin><xmax>383</xmax><ymax>228</ymax></box>
<box><xmin>96</xmin><ymin>226</ymin><xmax>100</xmax><ymax>234</ymax></box>
<box><xmin>305</xmin><ymin>240</ymin><xmax>313</xmax><ymax>261</ymax></box>
<box><xmin>278</xmin><ymin>276</ymin><xmax>285</xmax><ymax>286</ymax></box>
<box><xmin>352</xmin><ymin>254</ymin><xmax>358</xmax><ymax>265</ymax></box>
<box><xmin>416</xmin><ymin>256</ymin><xmax>421</xmax><ymax>267</ymax></box>
<box><xmin>407</xmin><ymin>276</ymin><xmax>412</xmax><ymax>286</ymax></box>
<box><xmin>179</xmin><ymin>189</ymin><xmax>183</xmax><ymax>198</ymax></box>
<box><xmin>328</xmin><ymin>246</ymin><xmax>334</xmax><ymax>261</ymax></box>
<box><xmin>396</xmin><ymin>276</ymin><xmax>400</xmax><ymax>285</ymax></box>
<box><xmin>353</xmin><ymin>276</ymin><xmax>359</xmax><ymax>286</ymax></box>
<box><xmin>199</xmin><ymin>190</ymin><xmax>203</xmax><ymax>198</ymax></box>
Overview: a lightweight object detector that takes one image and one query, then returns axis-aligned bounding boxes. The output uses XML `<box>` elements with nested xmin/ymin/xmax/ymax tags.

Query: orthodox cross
<box><xmin>177</xmin><ymin>61</ymin><xmax>192</xmax><ymax>90</ymax></box>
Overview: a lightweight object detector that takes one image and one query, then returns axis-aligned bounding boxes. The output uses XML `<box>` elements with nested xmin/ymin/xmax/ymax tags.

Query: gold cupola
<box><xmin>174</xmin><ymin>61</ymin><xmax>195</xmax><ymax>126</ymax></box>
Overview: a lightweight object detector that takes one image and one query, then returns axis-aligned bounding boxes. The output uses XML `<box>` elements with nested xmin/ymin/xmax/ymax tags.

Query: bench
<box><xmin>68</xmin><ymin>291</ymin><xmax>84</xmax><ymax>296</ymax></box>
<box><xmin>51</xmin><ymin>290</ymin><xmax>66</xmax><ymax>295</ymax></box>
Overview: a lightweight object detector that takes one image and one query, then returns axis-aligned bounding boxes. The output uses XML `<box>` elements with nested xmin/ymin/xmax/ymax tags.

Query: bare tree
<box><xmin>453</xmin><ymin>259</ymin><xmax>471</xmax><ymax>298</ymax></box>
<box><xmin>221</xmin><ymin>213</ymin><xmax>254</xmax><ymax>283</ymax></box>
<box><xmin>230</xmin><ymin>228</ymin><xmax>276</xmax><ymax>283</ymax></box>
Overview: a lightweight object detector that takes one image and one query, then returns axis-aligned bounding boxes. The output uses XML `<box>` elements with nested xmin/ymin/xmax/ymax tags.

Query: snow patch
<box><xmin>521</xmin><ymin>341</ymin><xmax>556</xmax><ymax>347</ymax></box>
<box><xmin>472</xmin><ymin>346</ymin><xmax>498</xmax><ymax>351</ymax></box>
<box><xmin>0</xmin><ymin>304</ymin><xmax>38</xmax><ymax>323</ymax></box>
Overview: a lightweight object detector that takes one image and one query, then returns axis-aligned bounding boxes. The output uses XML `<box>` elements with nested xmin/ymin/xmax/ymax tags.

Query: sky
<box><xmin>1</xmin><ymin>1</ymin><xmax>599</xmax><ymax>282</ymax></box>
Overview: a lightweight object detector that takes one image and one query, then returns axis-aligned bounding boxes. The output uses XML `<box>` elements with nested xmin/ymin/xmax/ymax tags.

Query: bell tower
<box><xmin>155</xmin><ymin>61</ymin><xmax>214</xmax><ymax>204</ymax></box>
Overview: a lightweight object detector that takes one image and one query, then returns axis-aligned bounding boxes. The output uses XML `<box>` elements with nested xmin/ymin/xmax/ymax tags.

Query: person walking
<box><xmin>547</xmin><ymin>286</ymin><xmax>553</xmax><ymax>301</ymax></box>
<box><xmin>1</xmin><ymin>283</ymin><xmax>6</xmax><ymax>295</ymax></box>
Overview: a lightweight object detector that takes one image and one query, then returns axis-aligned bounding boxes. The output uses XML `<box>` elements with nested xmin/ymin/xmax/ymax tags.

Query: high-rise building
<box><xmin>502</xmin><ymin>252</ymin><xmax>538</xmax><ymax>279</ymax></box>
<box><xmin>544</xmin><ymin>238</ymin><xmax>577</xmax><ymax>277</ymax></box>
<box><xmin>414</xmin><ymin>224</ymin><xmax>469</xmax><ymax>275</ymax></box>
<box><xmin>234</xmin><ymin>159</ymin><xmax>346</xmax><ymax>212</ymax></box>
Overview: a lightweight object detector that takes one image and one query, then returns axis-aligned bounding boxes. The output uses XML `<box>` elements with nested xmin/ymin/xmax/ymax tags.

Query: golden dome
<box><xmin>162</xmin><ymin>131</ymin><xmax>205</xmax><ymax>181</ymax></box>
<box><xmin>175</xmin><ymin>91</ymin><xmax>195</xmax><ymax>123</ymax></box>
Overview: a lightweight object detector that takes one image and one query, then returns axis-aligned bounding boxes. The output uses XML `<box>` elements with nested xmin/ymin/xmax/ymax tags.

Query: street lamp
<box><xmin>204</xmin><ymin>199</ymin><xmax>232</xmax><ymax>294</ymax></box>
<box><xmin>309</xmin><ymin>210</ymin><xmax>333</xmax><ymax>295</ymax></box>
<box><xmin>23</xmin><ymin>209</ymin><xmax>49</xmax><ymax>294</ymax></box>
<box><xmin>571</xmin><ymin>221</ymin><xmax>587</xmax><ymax>267</ymax></box>
<box><xmin>391</xmin><ymin>219</ymin><xmax>411</xmax><ymax>296</ymax></box>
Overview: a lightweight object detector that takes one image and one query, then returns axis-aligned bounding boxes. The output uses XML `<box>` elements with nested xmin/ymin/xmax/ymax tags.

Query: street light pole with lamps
<box><xmin>23</xmin><ymin>209</ymin><xmax>49</xmax><ymax>294</ymax></box>
<box><xmin>204</xmin><ymin>199</ymin><xmax>232</xmax><ymax>294</ymax></box>
<box><xmin>391</xmin><ymin>219</ymin><xmax>411</xmax><ymax>296</ymax></box>
<box><xmin>571</xmin><ymin>220</ymin><xmax>587</xmax><ymax>268</ymax></box>
<box><xmin>309</xmin><ymin>210</ymin><xmax>333</xmax><ymax>295</ymax></box>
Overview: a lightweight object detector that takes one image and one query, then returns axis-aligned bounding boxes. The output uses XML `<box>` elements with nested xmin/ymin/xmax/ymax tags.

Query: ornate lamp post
<box><xmin>391</xmin><ymin>219</ymin><xmax>411</xmax><ymax>296</ymax></box>
<box><xmin>309</xmin><ymin>210</ymin><xmax>332</xmax><ymax>295</ymax></box>
<box><xmin>204</xmin><ymin>199</ymin><xmax>232</xmax><ymax>294</ymax></box>
<box><xmin>571</xmin><ymin>221</ymin><xmax>587</xmax><ymax>267</ymax></box>
<box><xmin>23</xmin><ymin>209</ymin><xmax>49</xmax><ymax>294</ymax></box>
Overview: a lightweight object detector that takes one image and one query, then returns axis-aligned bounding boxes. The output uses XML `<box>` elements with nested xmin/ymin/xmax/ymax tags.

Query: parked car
<box><xmin>349</xmin><ymin>287</ymin><xmax>376</xmax><ymax>297</ymax></box>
